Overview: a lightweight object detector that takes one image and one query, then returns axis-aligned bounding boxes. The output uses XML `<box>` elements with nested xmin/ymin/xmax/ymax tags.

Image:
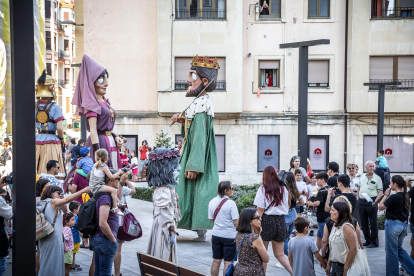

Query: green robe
<box><xmin>176</xmin><ymin>112</ymin><xmax>219</xmax><ymax>230</ymax></box>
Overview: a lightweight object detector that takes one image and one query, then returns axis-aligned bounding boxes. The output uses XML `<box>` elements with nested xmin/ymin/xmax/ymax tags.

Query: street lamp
<box><xmin>60</xmin><ymin>20</ymin><xmax>84</xmax><ymax>26</ymax></box>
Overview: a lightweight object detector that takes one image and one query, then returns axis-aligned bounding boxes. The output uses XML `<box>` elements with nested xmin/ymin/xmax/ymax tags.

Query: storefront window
<box><xmin>308</xmin><ymin>136</ymin><xmax>329</xmax><ymax>171</ymax></box>
<box><xmin>258</xmin><ymin>135</ymin><xmax>280</xmax><ymax>172</ymax></box>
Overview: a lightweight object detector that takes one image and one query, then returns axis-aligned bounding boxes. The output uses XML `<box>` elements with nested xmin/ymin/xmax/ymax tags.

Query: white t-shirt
<box><xmin>130</xmin><ymin>157</ymin><xmax>138</xmax><ymax>165</ymax></box>
<box><xmin>307</xmin><ymin>184</ymin><xmax>319</xmax><ymax>199</ymax></box>
<box><xmin>254</xmin><ymin>185</ymin><xmax>289</xmax><ymax>215</ymax></box>
<box><xmin>208</xmin><ymin>196</ymin><xmax>239</xmax><ymax>239</ymax></box>
<box><xmin>296</xmin><ymin>181</ymin><xmax>307</xmax><ymax>202</ymax></box>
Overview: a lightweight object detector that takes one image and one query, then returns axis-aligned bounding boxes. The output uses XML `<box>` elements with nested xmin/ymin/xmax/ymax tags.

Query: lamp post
<box><xmin>61</xmin><ymin>21</ymin><xmax>86</xmax><ymax>141</ymax></box>
<box><xmin>280</xmin><ymin>39</ymin><xmax>330</xmax><ymax>169</ymax></box>
<box><xmin>363</xmin><ymin>81</ymin><xmax>401</xmax><ymax>151</ymax></box>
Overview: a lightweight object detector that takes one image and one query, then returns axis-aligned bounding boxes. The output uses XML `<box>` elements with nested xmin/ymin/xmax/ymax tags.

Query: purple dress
<box><xmin>85</xmin><ymin>100</ymin><xmax>121</xmax><ymax>169</ymax></box>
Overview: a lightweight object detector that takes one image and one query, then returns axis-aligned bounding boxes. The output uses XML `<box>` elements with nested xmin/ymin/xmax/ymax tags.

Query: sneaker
<box><xmin>275</xmin><ymin>262</ymin><xmax>284</xmax><ymax>269</ymax></box>
<box><xmin>193</xmin><ymin>236</ymin><xmax>207</xmax><ymax>242</ymax></box>
<box><xmin>292</xmin><ymin>230</ymin><xmax>298</xmax><ymax>237</ymax></box>
<box><xmin>309</xmin><ymin>230</ymin><xmax>314</xmax><ymax>236</ymax></box>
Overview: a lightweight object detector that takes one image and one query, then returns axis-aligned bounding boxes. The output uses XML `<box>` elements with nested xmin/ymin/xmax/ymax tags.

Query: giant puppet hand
<box><xmin>172</xmin><ymin>113</ymin><xmax>185</xmax><ymax>125</ymax></box>
<box><xmin>185</xmin><ymin>171</ymin><xmax>198</xmax><ymax>179</ymax></box>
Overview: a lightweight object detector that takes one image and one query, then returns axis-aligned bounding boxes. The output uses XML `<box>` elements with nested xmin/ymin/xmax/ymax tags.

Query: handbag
<box><xmin>36</xmin><ymin>201</ymin><xmax>59</xmax><ymax>241</ymax></box>
<box><xmin>117</xmin><ymin>207</ymin><xmax>143</xmax><ymax>242</ymax></box>
<box><xmin>225</xmin><ymin>233</ymin><xmax>248</xmax><ymax>276</ymax></box>
<box><xmin>340</xmin><ymin>223</ymin><xmax>371</xmax><ymax>276</ymax></box>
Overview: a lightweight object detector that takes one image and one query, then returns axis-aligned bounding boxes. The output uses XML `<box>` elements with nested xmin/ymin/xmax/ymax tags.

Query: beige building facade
<box><xmin>77</xmin><ymin>0</ymin><xmax>414</xmax><ymax>184</ymax></box>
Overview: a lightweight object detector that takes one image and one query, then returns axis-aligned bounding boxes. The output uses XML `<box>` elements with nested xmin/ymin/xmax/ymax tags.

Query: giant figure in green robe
<box><xmin>172</xmin><ymin>55</ymin><xmax>220</xmax><ymax>241</ymax></box>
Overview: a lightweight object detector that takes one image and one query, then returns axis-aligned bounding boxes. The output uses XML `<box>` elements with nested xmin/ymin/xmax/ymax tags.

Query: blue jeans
<box><xmin>317</xmin><ymin>222</ymin><xmax>326</xmax><ymax>239</ymax></box>
<box><xmin>0</xmin><ymin>257</ymin><xmax>6</xmax><ymax>276</ymax></box>
<box><xmin>91</xmin><ymin>235</ymin><xmax>118</xmax><ymax>276</ymax></box>
<box><xmin>284</xmin><ymin>208</ymin><xmax>297</xmax><ymax>255</ymax></box>
<box><xmin>385</xmin><ymin>220</ymin><xmax>414</xmax><ymax>276</ymax></box>
<box><xmin>138</xmin><ymin>160</ymin><xmax>146</xmax><ymax>174</ymax></box>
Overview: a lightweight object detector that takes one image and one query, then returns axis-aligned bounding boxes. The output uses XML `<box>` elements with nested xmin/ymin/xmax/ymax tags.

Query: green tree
<box><xmin>154</xmin><ymin>130</ymin><xmax>173</xmax><ymax>148</ymax></box>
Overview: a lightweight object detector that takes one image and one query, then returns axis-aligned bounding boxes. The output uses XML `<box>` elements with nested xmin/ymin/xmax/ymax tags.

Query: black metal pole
<box><xmin>10</xmin><ymin>0</ymin><xmax>36</xmax><ymax>275</ymax></box>
<box><xmin>298</xmin><ymin>46</ymin><xmax>309</xmax><ymax>169</ymax></box>
<box><xmin>377</xmin><ymin>84</ymin><xmax>385</xmax><ymax>151</ymax></box>
<box><xmin>81</xmin><ymin>115</ymin><xmax>87</xmax><ymax>141</ymax></box>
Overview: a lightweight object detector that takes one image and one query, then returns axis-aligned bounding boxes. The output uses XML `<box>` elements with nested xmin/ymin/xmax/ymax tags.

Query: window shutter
<box><xmin>398</xmin><ymin>56</ymin><xmax>414</xmax><ymax>79</ymax></box>
<box><xmin>308</xmin><ymin>60</ymin><xmax>329</xmax><ymax>83</ymax></box>
<box><xmin>64</xmin><ymin>12</ymin><xmax>69</xmax><ymax>20</ymax></box>
<box><xmin>217</xmin><ymin>58</ymin><xmax>226</xmax><ymax>81</ymax></box>
<box><xmin>259</xmin><ymin>60</ymin><xmax>279</xmax><ymax>69</ymax></box>
<box><xmin>309</xmin><ymin>0</ymin><xmax>317</xmax><ymax>16</ymax></box>
<box><xmin>369</xmin><ymin>57</ymin><xmax>393</xmax><ymax>80</ymax></box>
<box><xmin>320</xmin><ymin>0</ymin><xmax>329</xmax><ymax>16</ymax></box>
<box><xmin>271</xmin><ymin>0</ymin><xmax>280</xmax><ymax>16</ymax></box>
<box><xmin>174</xmin><ymin>57</ymin><xmax>192</xmax><ymax>81</ymax></box>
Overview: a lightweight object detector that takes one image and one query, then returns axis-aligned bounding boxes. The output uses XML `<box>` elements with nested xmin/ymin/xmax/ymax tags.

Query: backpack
<box><xmin>383</xmin><ymin>169</ymin><xmax>391</xmax><ymax>187</ymax></box>
<box><xmin>77</xmin><ymin>192</ymin><xmax>112</xmax><ymax>235</ymax></box>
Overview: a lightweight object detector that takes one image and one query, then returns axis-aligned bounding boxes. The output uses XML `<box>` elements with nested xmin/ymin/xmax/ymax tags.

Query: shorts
<box><xmin>116</xmin><ymin>238</ymin><xmax>125</xmax><ymax>244</ymax></box>
<box><xmin>317</xmin><ymin>222</ymin><xmax>326</xmax><ymax>238</ymax></box>
<box><xmin>64</xmin><ymin>250</ymin><xmax>73</xmax><ymax>264</ymax></box>
<box><xmin>211</xmin><ymin>235</ymin><xmax>236</xmax><ymax>262</ymax></box>
<box><xmin>295</xmin><ymin>206</ymin><xmax>304</xmax><ymax>214</ymax></box>
<box><xmin>410</xmin><ymin>223</ymin><xmax>414</xmax><ymax>239</ymax></box>
<box><xmin>261</xmin><ymin>214</ymin><xmax>287</xmax><ymax>242</ymax></box>
<box><xmin>73</xmin><ymin>242</ymin><xmax>80</xmax><ymax>254</ymax></box>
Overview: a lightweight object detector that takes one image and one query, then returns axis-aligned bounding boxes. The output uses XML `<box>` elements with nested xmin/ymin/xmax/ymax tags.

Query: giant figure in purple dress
<box><xmin>64</xmin><ymin>55</ymin><xmax>122</xmax><ymax>188</ymax></box>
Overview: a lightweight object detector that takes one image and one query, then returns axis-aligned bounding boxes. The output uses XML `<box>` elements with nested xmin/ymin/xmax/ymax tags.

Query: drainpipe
<box><xmin>343</xmin><ymin>0</ymin><xmax>349</xmax><ymax>173</ymax></box>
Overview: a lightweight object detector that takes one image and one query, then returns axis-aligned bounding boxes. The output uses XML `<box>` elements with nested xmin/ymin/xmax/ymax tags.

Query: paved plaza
<box><xmin>68</xmin><ymin>185</ymin><xmax>397</xmax><ymax>276</ymax></box>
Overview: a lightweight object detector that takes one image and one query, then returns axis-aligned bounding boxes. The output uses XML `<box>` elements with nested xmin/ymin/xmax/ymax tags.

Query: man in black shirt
<box><xmin>324</xmin><ymin>174</ymin><xmax>358</xmax><ymax>216</ymax></box>
<box><xmin>327</xmin><ymin>161</ymin><xmax>340</xmax><ymax>189</ymax></box>
<box><xmin>307</xmin><ymin>172</ymin><xmax>330</xmax><ymax>250</ymax></box>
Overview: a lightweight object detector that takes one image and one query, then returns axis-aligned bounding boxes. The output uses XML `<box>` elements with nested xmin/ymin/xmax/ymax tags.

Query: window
<box><xmin>64</xmin><ymin>40</ymin><xmax>69</xmax><ymax>51</ymax></box>
<box><xmin>371</xmin><ymin>0</ymin><xmax>414</xmax><ymax>19</ymax></box>
<box><xmin>54</xmin><ymin>36</ymin><xmax>57</xmax><ymax>51</ymax></box>
<box><xmin>45</xmin><ymin>1</ymin><xmax>51</xmax><ymax>18</ymax></box>
<box><xmin>120</xmin><ymin>135</ymin><xmax>138</xmax><ymax>158</ymax></box>
<box><xmin>259</xmin><ymin>60</ymin><xmax>279</xmax><ymax>88</ymax></box>
<box><xmin>72</xmin><ymin>41</ymin><xmax>75</xmax><ymax>56</ymax></box>
<box><xmin>175</xmin><ymin>0</ymin><xmax>226</xmax><ymax>20</ymax></box>
<box><xmin>308</xmin><ymin>0</ymin><xmax>330</xmax><ymax>18</ymax></box>
<box><xmin>369</xmin><ymin>56</ymin><xmax>414</xmax><ymax>90</ymax></box>
<box><xmin>65</xmin><ymin>68</ymin><xmax>70</xmax><ymax>81</ymax></box>
<box><xmin>54</xmin><ymin>2</ymin><xmax>57</xmax><ymax>20</ymax></box>
<box><xmin>55</xmin><ymin>64</ymin><xmax>58</xmax><ymax>79</ymax></box>
<box><xmin>46</xmin><ymin>31</ymin><xmax>51</xmax><ymax>50</ymax></box>
<box><xmin>175</xmin><ymin>134</ymin><xmax>225</xmax><ymax>172</ymax></box>
<box><xmin>258</xmin><ymin>135</ymin><xmax>280</xmax><ymax>172</ymax></box>
<box><xmin>66</xmin><ymin>97</ymin><xmax>70</xmax><ymax>113</ymax></box>
<box><xmin>308</xmin><ymin>136</ymin><xmax>329</xmax><ymax>171</ymax></box>
<box><xmin>363</xmin><ymin>136</ymin><xmax>414</xmax><ymax>173</ymax></box>
<box><xmin>308</xmin><ymin>60</ymin><xmax>329</xmax><ymax>87</ymax></box>
<box><xmin>175</xmin><ymin>57</ymin><xmax>226</xmax><ymax>91</ymax></box>
<box><xmin>216</xmin><ymin>135</ymin><xmax>225</xmax><ymax>172</ymax></box>
<box><xmin>64</xmin><ymin>12</ymin><xmax>69</xmax><ymax>20</ymax></box>
<box><xmin>259</xmin><ymin>0</ymin><xmax>281</xmax><ymax>20</ymax></box>
<box><xmin>46</xmin><ymin>63</ymin><xmax>52</xmax><ymax>76</ymax></box>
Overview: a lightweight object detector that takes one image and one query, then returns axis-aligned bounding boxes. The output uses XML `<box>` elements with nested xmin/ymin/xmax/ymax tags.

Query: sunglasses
<box><xmin>347</xmin><ymin>167</ymin><xmax>355</xmax><ymax>170</ymax></box>
<box><xmin>252</xmin><ymin>215</ymin><xmax>261</xmax><ymax>221</ymax></box>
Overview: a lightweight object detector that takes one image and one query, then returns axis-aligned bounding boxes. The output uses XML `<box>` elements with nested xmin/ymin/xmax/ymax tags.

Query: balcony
<box><xmin>58</xmin><ymin>50</ymin><xmax>69</xmax><ymax>60</ymax></box>
<box><xmin>175</xmin><ymin>9</ymin><xmax>226</xmax><ymax>20</ymax></box>
<box><xmin>174</xmin><ymin>81</ymin><xmax>226</xmax><ymax>91</ymax></box>
<box><xmin>368</xmin><ymin>79</ymin><xmax>414</xmax><ymax>91</ymax></box>
<box><xmin>371</xmin><ymin>7</ymin><xmax>414</xmax><ymax>19</ymax></box>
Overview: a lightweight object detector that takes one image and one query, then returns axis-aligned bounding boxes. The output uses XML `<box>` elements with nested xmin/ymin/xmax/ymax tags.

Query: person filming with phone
<box><xmin>260</xmin><ymin>0</ymin><xmax>269</xmax><ymax>15</ymax></box>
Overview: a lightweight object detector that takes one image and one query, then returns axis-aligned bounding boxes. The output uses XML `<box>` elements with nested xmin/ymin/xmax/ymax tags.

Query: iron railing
<box><xmin>58</xmin><ymin>50</ymin><xmax>69</xmax><ymax>60</ymax></box>
<box><xmin>175</xmin><ymin>9</ymin><xmax>226</xmax><ymax>20</ymax></box>
<box><xmin>371</xmin><ymin>7</ymin><xmax>414</xmax><ymax>19</ymax></box>
<box><xmin>368</xmin><ymin>79</ymin><xmax>414</xmax><ymax>91</ymax></box>
<box><xmin>174</xmin><ymin>81</ymin><xmax>226</xmax><ymax>91</ymax></box>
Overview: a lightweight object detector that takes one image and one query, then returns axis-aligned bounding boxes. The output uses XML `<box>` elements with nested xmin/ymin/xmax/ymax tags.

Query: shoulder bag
<box><xmin>36</xmin><ymin>201</ymin><xmax>59</xmax><ymax>241</ymax></box>
<box><xmin>213</xmin><ymin>198</ymin><xmax>229</xmax><ymax>222</ymax></box>
<box><xmin>340</xmin><ymin>223</ymin><xmax>371</xmax><ymax>276</ymax></box>
<box><xmin>225</xmin><ymin>233</ymin><xmax>249</xmax><ymax>276</ymax></box>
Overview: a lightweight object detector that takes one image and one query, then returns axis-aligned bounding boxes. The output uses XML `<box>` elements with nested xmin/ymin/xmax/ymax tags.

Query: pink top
<box><xmin>63</xmin><ymin>226</ymin><xmax>74</xmax><ymax>252</ymax></box>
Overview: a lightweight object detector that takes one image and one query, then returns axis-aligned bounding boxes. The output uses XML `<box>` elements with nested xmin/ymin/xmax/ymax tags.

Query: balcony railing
<box><xmin>175</xmin><ymin>9</ymin><xmax>226</xmax><ymax>20</ymax></box>
<box><xmin>58</xmin><ymin>50</ymin><xmax>69</xmax><ymax>60</ymax></box>
<box><xmin>371</xmin><ymin>7</ymin><xmax>414</xmax><ymax>19</ymax></box>
<box><xmin>368</xmin><ymin>79</ymin><xmax>414</xmax><ymax>91</ymax></box>
<box><xmin>174</xmin><ymin>81</ymin><xmax>226</xmax><ymax>91</ymax></box>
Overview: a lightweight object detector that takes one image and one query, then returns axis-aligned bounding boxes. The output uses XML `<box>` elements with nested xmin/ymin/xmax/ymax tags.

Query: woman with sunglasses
<box><xmin>346</xmin><ymin>162</ymin><xmax>360</xmax><ymax>192</ymax></box>
<box><xmin>36</xmin><ymin>185</ymin><xmax>90</xmax><ymax>276</ymax></box>
<box><xmin>253</xmin><ymin>166</ymin><xmax>292</xmax><ymax>274</ymax></box>
<box><xmin>233</xmin><ymin>208</ymin><xmax>269</xmax><ymax>276</ymax></box>
<box><xmin>289</xmin><ymin>156</ymin><xmax>310</xmax><ymax>184</ymax></box>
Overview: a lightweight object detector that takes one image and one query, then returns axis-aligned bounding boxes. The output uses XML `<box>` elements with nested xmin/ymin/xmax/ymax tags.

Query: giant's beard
<box><xmin>185</xmin><ymin>83</ymin><xmax>204</xmax><ymax>97</ymax></box>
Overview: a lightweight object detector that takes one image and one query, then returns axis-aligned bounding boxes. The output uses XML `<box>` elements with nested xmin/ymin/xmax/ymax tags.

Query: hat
<box><xmin>80</xmin><ymin>147</ymin><xmax>91</xmax><ymax>157</ymax></box>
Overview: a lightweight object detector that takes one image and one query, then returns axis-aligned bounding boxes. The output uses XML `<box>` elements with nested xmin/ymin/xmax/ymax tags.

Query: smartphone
<box><xmin>264</xmin><ymin>0</ymin><xmax>266</xmax><ymax>4</ymax></box>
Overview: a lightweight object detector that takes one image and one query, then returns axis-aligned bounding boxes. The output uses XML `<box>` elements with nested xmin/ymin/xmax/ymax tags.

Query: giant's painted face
<box><xmin>94</xmin><ymin>73</ymin><xmax>108</xmax><ymax>97</ymax></box>
<box><xmin>186</xmin><ymin>70</ymin><xmax>206</xmax><ymax>97</ymax></box>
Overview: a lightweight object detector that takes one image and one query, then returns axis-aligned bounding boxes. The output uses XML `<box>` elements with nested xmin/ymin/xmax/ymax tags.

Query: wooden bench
<box><xmin>137</xmin><ymin>252</ymin><xmax>207</xmax><ymax>276</ymax></box>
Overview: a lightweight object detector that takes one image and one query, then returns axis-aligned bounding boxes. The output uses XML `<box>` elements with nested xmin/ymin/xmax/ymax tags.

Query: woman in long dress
<box><xmin>36</xmin><ymin>185</ymin><xmax>89</xmax><ymax>276</ymax></box>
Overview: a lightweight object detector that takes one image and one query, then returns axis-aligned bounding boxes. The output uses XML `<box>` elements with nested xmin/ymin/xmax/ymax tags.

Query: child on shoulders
<box><xmin>76</xmin><ymin>147</ymin><xmax>93</xmax><ymax>177</ymax></box>
<box><xmin>376</xmin><ymin>149</ymin><xmax>389</xmax><ymax>169</ymax></box>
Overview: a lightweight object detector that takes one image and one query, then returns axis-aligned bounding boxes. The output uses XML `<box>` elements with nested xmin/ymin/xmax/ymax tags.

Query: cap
<box><xmin>80</xmin><ymin>147</ymin><xmax>91</xmax><ymax>157</ymax></box>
